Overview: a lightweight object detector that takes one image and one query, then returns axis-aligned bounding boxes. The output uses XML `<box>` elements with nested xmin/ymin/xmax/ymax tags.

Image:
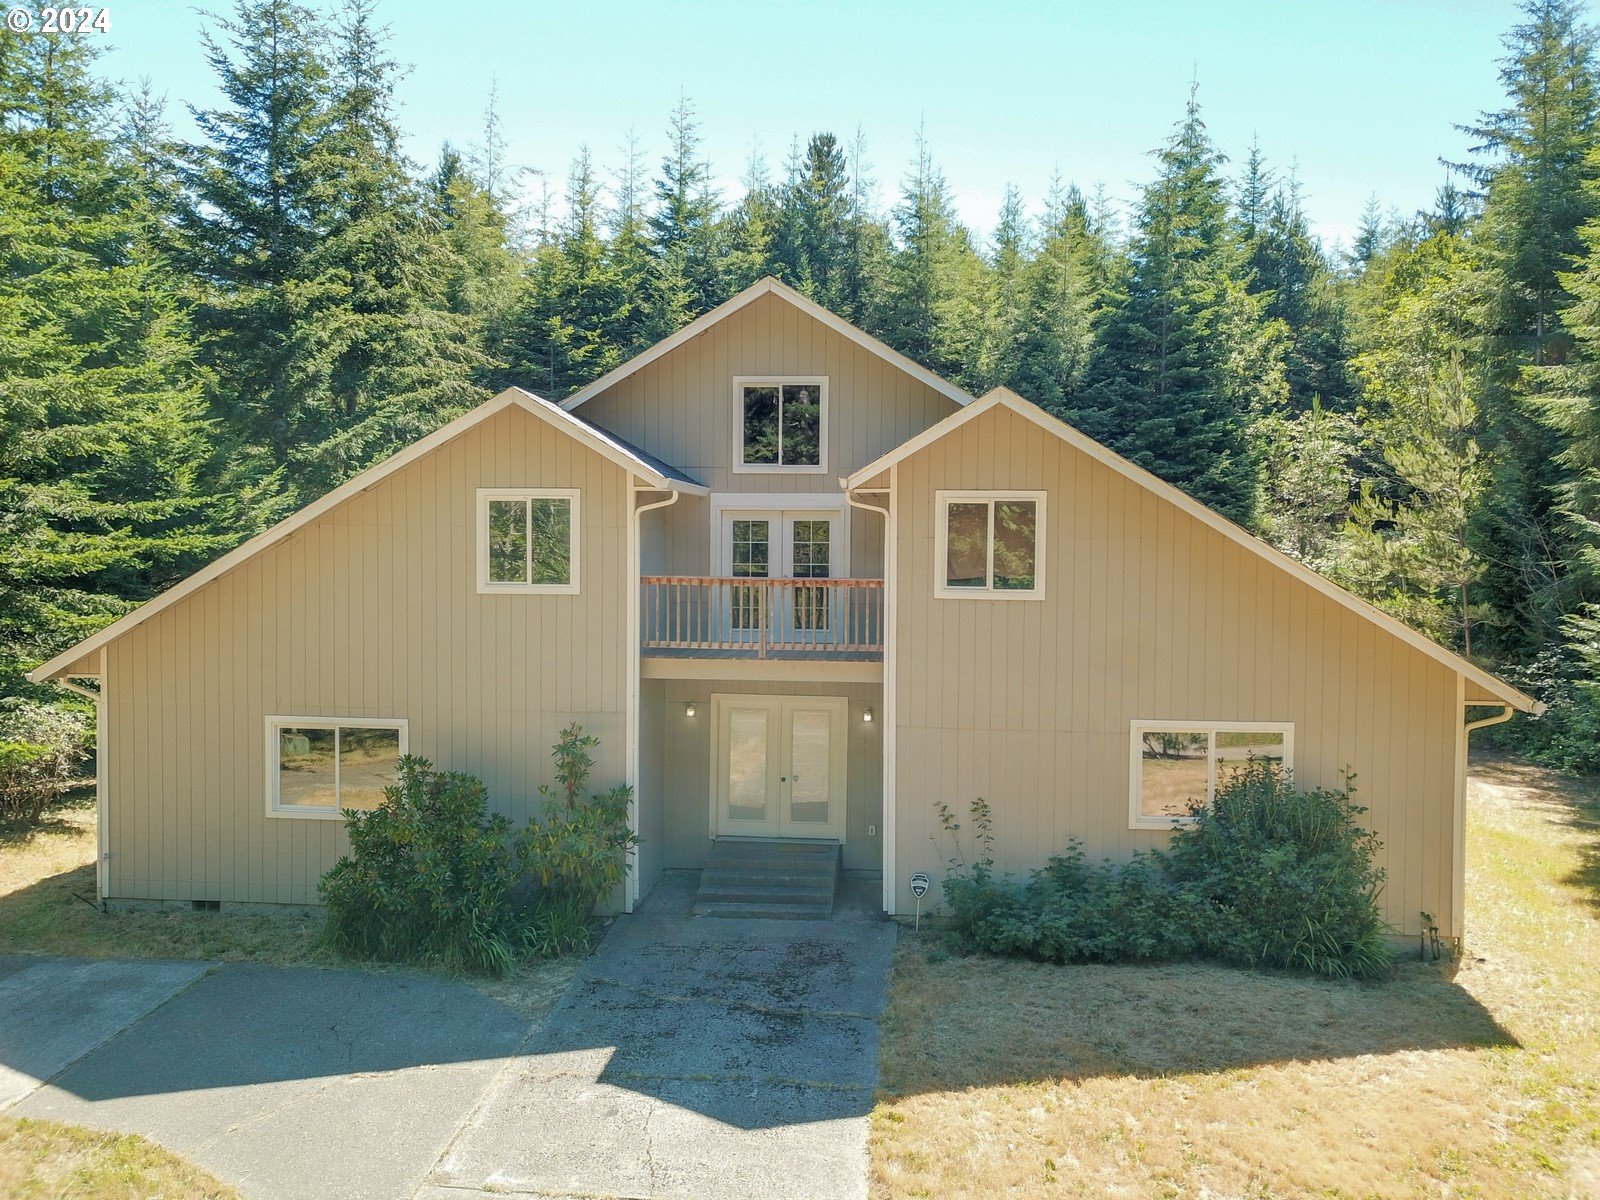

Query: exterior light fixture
<box><xmin>684</xmin><ymin>702</ymin><xmax>696</xmax><ymax>718</ymax></box>
<box><xmin>863</xmin><ymin>706</ymin><xmax>874</xmax><ymax>723</ymax></box>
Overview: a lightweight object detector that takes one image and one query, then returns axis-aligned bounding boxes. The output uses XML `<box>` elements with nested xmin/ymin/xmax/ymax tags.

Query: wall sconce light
<box><xmin>863</xmin><ymin>706</ymin><xmax>874</xmax><ymax>723</ymax></box>
<box><xmin>684</xmin><ymin>702</ymin><xmax>697</xmax><ymax>718</ymax></box>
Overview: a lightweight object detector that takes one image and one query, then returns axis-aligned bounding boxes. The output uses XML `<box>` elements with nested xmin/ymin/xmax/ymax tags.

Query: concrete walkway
<box><xmin>1</xmin><ymin>878</ymin><xmax>896</xmax><ymax>1200</ymax></box>
<box><xmin>425</xmin><ymin>875</ymin><xmax>896</xmax><ymax>1200</ymax></box>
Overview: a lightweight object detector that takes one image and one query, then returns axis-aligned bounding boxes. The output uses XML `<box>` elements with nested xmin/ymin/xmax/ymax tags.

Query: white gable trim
<box><xmin>559</xmin><ymin>277</ymin><xmax>976</xmax><ymax>412</ymax></box>
<box><xmin>847</xmin><ymin>388</ymin><xmax>1540</xmax><ymax>714</ymax></box>
<box><xmin>29</xmin><ymin>388</ymin><xmax>704</xmax><ymax>683</ymax></box>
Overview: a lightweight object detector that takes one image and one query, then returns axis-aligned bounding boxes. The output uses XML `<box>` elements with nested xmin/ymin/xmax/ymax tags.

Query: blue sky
<box><xmin>103</xmin><ymin>0</ymin><xmax>1531</xmax><ymax>250</ymax></box>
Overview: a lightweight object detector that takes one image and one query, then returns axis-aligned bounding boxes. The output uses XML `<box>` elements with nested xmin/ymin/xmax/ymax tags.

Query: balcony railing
<box><xmin>641</xmin><ymin>576</ymin><xmax>885</xmax><ymax>659</ymax></box>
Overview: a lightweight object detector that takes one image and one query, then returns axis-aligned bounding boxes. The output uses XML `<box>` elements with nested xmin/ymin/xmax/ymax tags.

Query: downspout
<box><xmin>56</xmin><ymin>655</ymin><xmax>107</xmax><ymax>905</ymax></box>
<box><xmin>1452</xmin><ymin>687</ymin><xmax>1516</xmax><ymax>950</ymax></box>
<box><xmin>627</xmin><ymin>483</ymin><xmax>681</xmax><ymax>914</ymax></box>
<box><xmin>845</xmin><ymin>482</ymin><xmax>894</xmax><ymax>914</ymax></box>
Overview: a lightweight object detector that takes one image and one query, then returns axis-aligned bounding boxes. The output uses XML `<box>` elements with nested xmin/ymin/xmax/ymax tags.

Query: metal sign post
<box><xmin>909</xmin><ymin>871</ymin><xmax>930</xmax><ymax>931</ymax></box>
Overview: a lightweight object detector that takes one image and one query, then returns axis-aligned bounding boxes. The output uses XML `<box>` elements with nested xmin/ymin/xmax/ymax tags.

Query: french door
<box><xmin>712</xmin><ymin>694</ymin><xmax>847</xmax><ymax>840</ymax></box>
<box><xmin>720</xmin><ymin>511</ymin><xmax>842</xmax><ymax>645</ymax></box>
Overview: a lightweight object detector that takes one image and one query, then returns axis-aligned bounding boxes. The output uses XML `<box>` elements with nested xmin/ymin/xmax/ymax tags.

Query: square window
<box><xmin>735</xmin><ymin>379</ymin><xmax>827</xmax><ymax>471</ymax></box>
<box><xmin>935</xmin><ymin>492</ymin><xmax>1045</xmax><ymax>597</ymax></box>
<box><xmin>268</xmin><ymin>718</ymin><xmax>407</xmax><ymax>819</ymax></box>
<box><xmin>477</xmin><ymin>489</ymin><xmax>579</xmax><ymax>594</ymax></box>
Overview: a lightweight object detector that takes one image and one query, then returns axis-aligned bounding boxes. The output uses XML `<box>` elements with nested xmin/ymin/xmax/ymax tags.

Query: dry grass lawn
<box><xmin>872</xmin><ymin>759</ymin><xmax>1600</xmax><ymax>1199</ymax></box>
<box><xmin>0</xmin><ymin>1117</ymin><xmax>240</xmax><ymax>1200</ymax></box>
<box><xmin>0</xmin><ymin>794</ymin><xmax>579</xmax><ymax>1020</ymax></box>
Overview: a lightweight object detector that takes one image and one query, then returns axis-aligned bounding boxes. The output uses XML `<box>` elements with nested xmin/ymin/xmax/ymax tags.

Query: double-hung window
<box><xmin>267</xmin><ymin>717</ymin><xmax>408</xmax><ymax>819</ymax></box>
<box><xmin>935</xmin><ymin>491</ymin><xmax>1045</xmax><ymax>598</ymax></box>
<box><xmin>476</xmin><ymin>488</ymin><xmax>579</xmax><ymax>594</ymax></box>
<box><xmin>734</xmin><ymin>378</ymin><xmax>826</xmax><ymax>472</ymax></box>
<box><xmin>1129</xmin><ymin>720</ymin><xmax>1294</xmax><ymax>829</ymax></box>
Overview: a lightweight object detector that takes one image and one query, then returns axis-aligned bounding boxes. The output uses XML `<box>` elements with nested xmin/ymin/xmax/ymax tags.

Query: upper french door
<box><xmin>719</xmin><ymin>510</ymin><xmax>842</xmax><ymax>644</ymax></box>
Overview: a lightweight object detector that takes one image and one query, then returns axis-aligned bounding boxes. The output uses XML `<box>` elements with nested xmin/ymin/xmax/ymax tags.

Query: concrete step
<box><xmin>691</xmin><ymin>900</ymin><xmax>835</xmax><ymax>921</ymax></box>
<box><xmin>694</xmin><ymin>837</ymin><xmax>840</xmax><ymax>920</ymax></box>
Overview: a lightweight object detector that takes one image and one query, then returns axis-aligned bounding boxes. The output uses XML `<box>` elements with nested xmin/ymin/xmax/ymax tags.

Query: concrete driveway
<box><xmin>0</xmin><ymin>879</ymin><xmax>896</xmax><ymax>1200</ymax></box>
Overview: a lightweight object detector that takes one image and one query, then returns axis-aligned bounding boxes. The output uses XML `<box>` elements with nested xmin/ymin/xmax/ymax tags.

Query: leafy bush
<box><xmin>937</xmin><ymin>760</ymin><xmax>1394</xmax><ymax>980</ymax></box>
<box><xmin>514</xmin><ymin>723</ymin><xmax>637</xmax><ymax>954</ymax></box>
<box><xmin>0</xmin><ymin>701</ymin><xmax>90</xmax><ymax>823</ymax></box>
<box><xmin>1478</xmin><ymin>644</ymin><xmax>1600</xmax><ymax>775</ymax></box>
<box><xmin>320</xmin><ymin>757</ymin><xmax>519</xmax><ymax>975</ymax></box>
<box><xmin>1158</xmin><ymin>760</ymin><xmax>1393</xmax><ymax>979</ymax></box>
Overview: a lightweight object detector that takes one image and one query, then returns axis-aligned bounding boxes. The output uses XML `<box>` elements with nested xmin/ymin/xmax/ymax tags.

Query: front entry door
<box><xmin>713</xmin><ymin>694</ymin><xmax>847</xmax><ymax>840</ymax></box>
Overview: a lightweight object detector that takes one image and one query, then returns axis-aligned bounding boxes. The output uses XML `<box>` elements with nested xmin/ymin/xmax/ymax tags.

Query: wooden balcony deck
<box><xmin>641</xmin><ymin>576</ymin><xmax>884</xmax><ymax>661</ymax></box>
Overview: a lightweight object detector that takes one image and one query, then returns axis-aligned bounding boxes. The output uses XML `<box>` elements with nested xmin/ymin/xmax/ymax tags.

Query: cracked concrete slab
<box><xmin>0</xmin><ymin>955</ymin><xmax>210</xmax><ymax>1109</ymax></box>
<box><xmin>428</xmin><ymin>888</ymin><xmax>896</xmax><ymax>1200</ymax></box>
<box><xmin>12</xmin><ymin>962</ymin><xmax>529</xmax><ymax>1200</ymax></box>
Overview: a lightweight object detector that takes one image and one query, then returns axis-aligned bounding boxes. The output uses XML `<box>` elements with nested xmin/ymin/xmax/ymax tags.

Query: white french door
<box><xmin>719</xmin><ymin>510</ymin><xmax>842</xmax><ymax>645</ymax></box>
<box><xmin>712</xmin><ymin>694</ymin><xmax>847</xmax><ymax>840</ymax></box>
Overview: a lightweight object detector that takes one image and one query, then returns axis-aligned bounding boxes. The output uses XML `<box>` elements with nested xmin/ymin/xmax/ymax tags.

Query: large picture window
<box><xmin>934</xmin><ymin>491</ymin><xmax>1045</xmax><ymax>597</ymax></box>
<box><xmin>266</xmin><ymin>717</ymin><xmax>407</xmax><ymax>819</ymax></box>
<box><xmin>476</xmin><ymin>488</ymin><xmax>579</xmax><ymax>594</ymax></box>
<box><xmin>733</xmin><ymin>378</ymin><xmax>826</xmax><ymax>472</ymax></box>
<box><xmin>1129</xmin><ymin>721</ymin><xmax>1293</xmax><ymax>829</ymax></box>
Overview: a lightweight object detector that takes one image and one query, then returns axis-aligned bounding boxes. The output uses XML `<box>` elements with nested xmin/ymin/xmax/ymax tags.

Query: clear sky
<box><xmin>101</xmin><ymin>0</ymin><xmax>1534</xmax><ymax>250</ymax></box>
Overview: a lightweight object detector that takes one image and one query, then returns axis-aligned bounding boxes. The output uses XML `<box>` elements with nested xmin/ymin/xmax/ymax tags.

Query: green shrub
<box><xmin>319</xmin><ymin>757</ymin><xmax>519</xmax><ymax>976</ymax></box>
<box><xmin>1158</xmin><ymin>760</ymin><xmax>1393</xmax><ymax>979</ymax></box>
<box><xmin>513</xmin><ymin>723</ymin><xmax>638</xmax><ymax>955</ymax></box>
<box><xmin>0</xmin><ymin>701</ymin><xmax>90</xmax><ymax>824</ymax></box>
<box><xmin>937</xmin><ymin>761</ymin><xmax>1394</xmax><ymax>980</ymax></box>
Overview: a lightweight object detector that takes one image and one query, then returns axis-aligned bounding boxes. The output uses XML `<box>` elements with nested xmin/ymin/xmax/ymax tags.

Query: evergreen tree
<box><xmin>876</xmin><ymin>127</ymin><xmax>986</xmax><ymax>384</ymax></box>
<box><xmin>0</xmin><ymin>34</ymin><xmax>228</xmax><ymax>695</ymax></box>
<box><xmin>647</xmin><ymin>94</ymin><xmax>722</xmax><ymax>335</ymax></box>
<box><xmin>1064</xmin><ymin>88</ymin><xmax>1270</xmax><ymax>524</ymax></box>
<box><xmin>772</xmin><ymin>132</ymin><xmax>853</xmax><ymax>309</ymax></box>
<box><xmin>721</xmin><ymin>146</ymin><xmax>778</xmax><ymax>292</ymax></box>
<box><xmin>1461</xmin><ymin>0</ymin><xmax>1600</xmax><ymax>652</ymax></box>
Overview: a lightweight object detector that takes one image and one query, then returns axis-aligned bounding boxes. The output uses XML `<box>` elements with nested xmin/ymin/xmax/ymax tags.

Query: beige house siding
<box><xmin>638</xmin><ymin>678</ymin><xmax>883</xmax><ymax>889</ymax></box>
<box><xmin>102</xmin><ymin>405</ymin><xmax>630</xmax><ymax>905</ymax></box>
<box><xmin>581</xmin><ymin>291</ymin><xmax>954</xmax><ymax>578</ymax></box>
<box><xmin>891</xmin><ymin>402</ymin><xmax>1462</xmax><ymax>936</ymax></box>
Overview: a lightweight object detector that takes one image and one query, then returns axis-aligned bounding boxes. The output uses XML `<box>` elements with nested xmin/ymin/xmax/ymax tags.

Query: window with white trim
<box><xmin>734</xmin><ymin>378</ymin><xmax>826</xmax><ymax>471</ymax></box>
<box><xmin>935</xmin><ymin>491</ymin><xmax>1045</xmax><ymax>597</ymax></box>
<box><xmin>1129</xmin><ymin>721</ymin><xmax>1294</xmax><ymax>829</ymax></box>
<box><xmin>476</xmin><ymin>488</ymin><xmax>579</xmax><ymax>594</ymax></box>
<box><xmin>267</xmin><ymin>717</ymin><xmax>408</xmax><ymax>819</ymax></box>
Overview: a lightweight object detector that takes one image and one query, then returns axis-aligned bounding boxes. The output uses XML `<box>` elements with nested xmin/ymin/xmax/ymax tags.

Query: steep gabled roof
<box><xmin>559</xmin><ymin>276</ymin><xmax>977</xmax><ymax>412</ymax></box>
<box><xmin>29</xmin><ymin>389</ymin><xmax>706</xmax><ymax>682</ymax></box>
<box><xmin>846</xmin><ymin>387</ymin><xmax>1540</xmax><ymax>714</ymax></box>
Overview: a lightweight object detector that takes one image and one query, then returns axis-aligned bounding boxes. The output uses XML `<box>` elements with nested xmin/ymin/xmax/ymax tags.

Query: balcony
<box><xmin>641</xmin><ymin>576</ymin><xmax>885</xmax><ymax>660</ymax></box>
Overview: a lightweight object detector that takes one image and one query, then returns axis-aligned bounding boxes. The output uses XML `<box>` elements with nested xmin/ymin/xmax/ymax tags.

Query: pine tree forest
<box><xmin>10</xmin><ymin>0</ymin><xmax>1600</xmax><ymax>770</ymax></box>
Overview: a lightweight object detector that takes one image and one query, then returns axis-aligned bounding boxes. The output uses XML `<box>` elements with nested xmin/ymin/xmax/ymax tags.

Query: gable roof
<box><xmin>29</xmin><ymin>388</ymin><xmax>706</xmax><ymax>682</ymax></box>
<box><xmin>846</xmin><ymin>387</ymin><xmax>1540</xmax><ymax>714</ymax></box>
<box><xmin>559</xmin><ymin>276</ymin><xmax>977</xmax><ymax>412</ymax></box>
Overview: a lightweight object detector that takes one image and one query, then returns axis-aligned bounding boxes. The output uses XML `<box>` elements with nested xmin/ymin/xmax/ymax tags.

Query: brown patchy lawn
<box><xmin>0</xmin><ymin>795</ymin><xmax>578</xmax><ymax>1020</ymax></box>
<box><xmin>0</xmin><ymin>1117</ymin><xmax>240</xmax><ymax>1200</ymax></box>
<box><xmin>871</xmin><ymin>759</ymin><xmax>1600</xmax><ymax>1199</ymax></box>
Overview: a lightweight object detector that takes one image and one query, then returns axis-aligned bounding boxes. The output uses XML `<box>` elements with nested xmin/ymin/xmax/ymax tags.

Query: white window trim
<box><xmin>731</xmin><ymin>376</ymin><xmax>829</xmax><ymax>475</ymax></box>
<box><xmin>708</xmin><ymin>494</ymin><xmax>851</xmax><ymax>577</ymax></box>
<box><xmin>1128</xmin><ymin>719</ymin><xmax>1295</xmax><ymax>830</ymax></box>
<box><xmin>933</xmin><ymin>490</ymin><xmax>1047</xmax><ymax>600</ymax></box>
<box><xmin>475</xmin><ymin>487</ymin><xmax>581</xmax><ymax>595</ymax></box>
<box><xmin>265</xmin><ymin>716</ymin><xmax>409</xmax><ymax>821</ymax></box>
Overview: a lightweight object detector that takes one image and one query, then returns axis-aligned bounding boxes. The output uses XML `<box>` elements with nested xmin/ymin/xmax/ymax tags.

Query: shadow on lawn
<box><xmin>876</xmin><ymin>942</ymin><xmax>1516</xmax><ymax>1097</ymax></box>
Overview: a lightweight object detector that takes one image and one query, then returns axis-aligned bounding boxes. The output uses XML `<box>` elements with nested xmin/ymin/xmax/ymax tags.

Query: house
<box><xmin>30</xmin><ymin>277</ymin><xmax>1538</xmax><ymax>940</ymax></box>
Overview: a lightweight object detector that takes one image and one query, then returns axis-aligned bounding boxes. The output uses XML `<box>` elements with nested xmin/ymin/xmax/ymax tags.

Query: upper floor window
<box><xmin>935</xmin><ymin>491</ymin><xmax>1045</xmax><ymax>598</ymax></box>
<box><xmin>734</xmin><ymin>377</ymin><xmax>827</xmax><ymax>473</ymax></box>
<box><xmin>476</xmin><ymin>488</ymin><xmax>579</xmax><ymax>594</ymax></box>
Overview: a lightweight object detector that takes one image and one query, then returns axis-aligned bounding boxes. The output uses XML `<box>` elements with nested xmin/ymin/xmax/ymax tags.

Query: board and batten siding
<box><xmin>891</xmin><ymin>402</ymin><xmax>1462</xmax><ymax>937</ymax></box>
<box><xmin>103</xmin><ymin>405</ymin><xmax>630</xmax><ymax>905</ymax></box>
<box><xmin>581</xmin><ymin>291</ymin><xmax>956</xmax><ymax>579</ymax></box>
